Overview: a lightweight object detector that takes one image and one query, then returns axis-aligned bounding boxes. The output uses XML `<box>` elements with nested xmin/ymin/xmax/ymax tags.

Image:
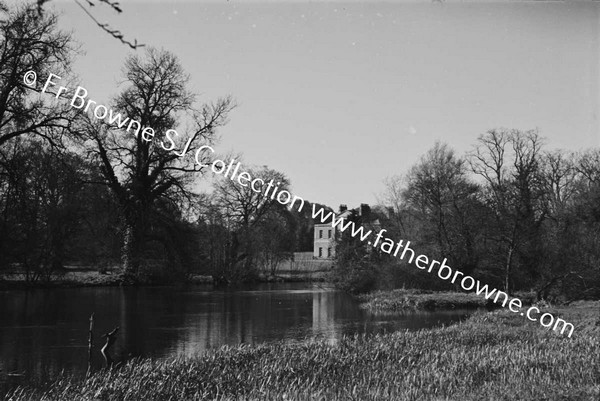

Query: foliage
<box><xmin>255</xmin><ymin>205</ymin><xmax>296</xmax><ymax>276</ymax></box>
<box><xmin>0</xmin><ymin>1</ymin><xmax>598</xmax><ymax>294</ymax></box>
<box><xmin>202</xmin><ymin>166</ymin><xmax>298</xmax><ymax>283</ymax></box>
<box><xmin>80</xmin><ymin>47</ymin><xmax>233</xmax><ymax>282</ymax></box>
<box><xmin>0</xmin><ymin>1</ymin><xmax>76</xmax><ymax>147</ymax></box>
<box><xmin>377</xmin><ymin>134</ymin><xmax>600</xmax><ymax>301</ymax></box>
<box><xmin>329</xmin><ymin>208</ymin><xmax>381</xmax><ymax>294</ymax></box>
<box><xmin>0</xmin><ymin>138</ymin><xmax>90</xmax><ymax>281</ymax></box>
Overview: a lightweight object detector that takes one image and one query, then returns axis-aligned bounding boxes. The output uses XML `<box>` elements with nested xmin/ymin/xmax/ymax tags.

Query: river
<box><xmin>0</xmin><ymin>283</ymin><xmax>473</xmax><ymax>392</ymax></box>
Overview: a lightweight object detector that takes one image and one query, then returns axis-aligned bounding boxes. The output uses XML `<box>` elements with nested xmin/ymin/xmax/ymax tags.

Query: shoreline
<box><xmin>357</xmin><ymin>288</ymin><xmax>532</xmax><ymax>312</ymax></box>
<box><xmin>5</xmin><ymin>300</ymin><xmax>598</xmax><ymax>400</ymax></box>
<box><xmin>0</xmin><ymin>270</ymin><xmax>329</xmax><ymax>291</ymax></box>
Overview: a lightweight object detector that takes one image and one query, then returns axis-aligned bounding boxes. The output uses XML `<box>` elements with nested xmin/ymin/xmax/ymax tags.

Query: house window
<box><xmin>319</xmin><ymin>229</ymin><xmax>323</xmax><ymax>239</ymax></box>
<box><xmin>319</xmin><ymin>247</ymin><xmax>323</xmax><ymax>257</ymax></box>
<box><xmin>328</xmin><ymin>229</ymin><xmax>332</xmax><ymax>239</ymax></box>
<box><xmin>327</xmin><ymin>247</ymin><xmax>332</xmax><ymax>257</ymax></box>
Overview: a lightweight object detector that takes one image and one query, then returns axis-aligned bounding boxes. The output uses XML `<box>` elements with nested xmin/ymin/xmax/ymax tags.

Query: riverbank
<box><xmin>0</xmin><ymin>269</ymin><xmax>327</xmax><ymax>290</ymax></box>
<box><xmin>358</xmin><ymin>288</ymin><xmax>538</xmax><ymax>312</ymax></box>
<box><xmin>0</xmin><ymin>270</ymin><xmax>122</xmax><ymax>289</ymax></box>
<box><xmin>6</xmin><ymin>301</ymin><xmax>599</xmax><ymax>400</ymax></box>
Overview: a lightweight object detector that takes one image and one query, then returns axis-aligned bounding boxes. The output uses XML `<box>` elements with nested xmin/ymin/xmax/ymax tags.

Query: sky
<box><xmin>38</xmin><ymin>0</ymin><xmax>600</xmax><ymax>209</ymax></box>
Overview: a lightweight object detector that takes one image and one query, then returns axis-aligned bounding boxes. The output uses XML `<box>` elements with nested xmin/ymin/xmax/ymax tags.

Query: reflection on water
<box><xmin>0</xmin><ymin>283</ymin><xmax>473</xmax><ymax>392</ymax></box>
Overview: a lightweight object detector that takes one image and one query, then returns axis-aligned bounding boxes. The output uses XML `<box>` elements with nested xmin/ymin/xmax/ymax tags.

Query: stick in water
<box><xmin>101</xmin><ymin>326</ymin><xmax>120</xmax><ymax>367</ymax></box>
<box><xmin>87</xmin><ymin>313</ymin><xmax>94</xmax><ymax>376</ymax></box>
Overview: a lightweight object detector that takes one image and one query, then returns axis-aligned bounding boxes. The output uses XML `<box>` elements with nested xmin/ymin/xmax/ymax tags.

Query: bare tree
<box><xmin>255</xmin><ymin>206</ymin><xmax>296</xmax><ymax>277</ymax></box>
<box><xmin>0</xmin><ymin>2</ymin><xmax>76</xmax><ymax>148</ymax></box>
<box><xmin>575</xmin><ymin>148</ymin><xmax>600</xmax><ymax>187</ymax></box>
<box><xmin>35</xmin><ymin>0</ymin><xmax>144</xmax><ymax>49</ymax></box>
<box><xmin>541</xmin><ymin>150</ymin><xmax>578</xmax><ymax>215</ymax></box>
<box><xmin>469</xmin><ymin>129</ymin><xmax>546</xmax><ymax>294</ymax></box>
<box><xmin>81</xmin><ymin>48</ymin><xmax>234</xmax><ymax>282</ymax></box>
<box><xmin>211</xmin><ymin>165</ymin><xmax>290</xmax><ymax>280</ymax></box>
<box><xmin>378</xmin><ymin>174</ymin><xmax>411</xmax><ymax>238</ymax></box>
<box><xmin>402</xmin><ymin>141</ymin><xmax>481</xmax><ymax>276</ymax></box>
<box><xmin>0</xmin><ymin>136</ymin><xmax>89</xmax><ymax>281</ymax></box>
<box><xmin>534</xmin><ymin>148</ymin><xmax>600</xmax><ymax>301</ymax></box>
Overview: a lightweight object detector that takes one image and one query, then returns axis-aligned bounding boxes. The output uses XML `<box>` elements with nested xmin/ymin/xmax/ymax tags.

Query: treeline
<box><xmin>334</xmin><ymin>135</ymin><xmax>600</xmax><ymax>302</ymax></box>
<box><xmin>2</xmin><ymin>3</ymin><xmax>599</xmax><ymax>299</ymax></box>
<box><xmin>0</xmin><ymin>3</ymin><xmax>317</xmax><ymax>285</ymax></box>
<box><xmin>196</xmin><ymin>168</ymin><xmax>320</xmax><ymax>284</ymax></box>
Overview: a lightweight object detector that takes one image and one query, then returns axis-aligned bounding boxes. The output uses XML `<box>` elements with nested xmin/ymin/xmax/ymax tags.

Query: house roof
<box><xmin>313</xmin><ymin>205</ymin><xmax>378</xmax><ymax>226</ymax></box>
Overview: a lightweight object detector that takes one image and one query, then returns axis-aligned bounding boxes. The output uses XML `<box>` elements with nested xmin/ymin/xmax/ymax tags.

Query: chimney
<box><xmin>359</xmin><ymin>203</ymin><xmax>371</xmax><ymax>218</ymax></box>
<box><xmin>339</xmin><ymin>204</ymin><xmax>347</xmax><ymax>213</ymax></box>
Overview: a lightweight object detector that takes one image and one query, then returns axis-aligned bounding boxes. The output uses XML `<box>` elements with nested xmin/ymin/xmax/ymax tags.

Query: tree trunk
<box><xmin>87</xmin><ymin>313</ymin><xmax>94</xmax><ymax>377</ymax></box>
<box><xmin>504</xmin><ymin>245</ymin><xmax>514</xmax><ymax>295</ymax></box>
<box><xmin>121</xmin><ymin>223</ymin><xmax>141</xmax><ymax>282</ymax></box>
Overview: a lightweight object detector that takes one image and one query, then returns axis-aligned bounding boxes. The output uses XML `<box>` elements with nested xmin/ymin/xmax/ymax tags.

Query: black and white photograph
<box><xmin>0</xmin><ymin>0</ymin><xmax>599</xmax><ymax>400</ymax></box>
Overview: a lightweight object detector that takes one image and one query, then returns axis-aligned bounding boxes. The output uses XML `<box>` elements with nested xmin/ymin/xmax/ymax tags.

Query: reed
<box><xmin>6</xmin><ymin>302</ymin><xmax>599</xmax><ymax>401</ymax></box>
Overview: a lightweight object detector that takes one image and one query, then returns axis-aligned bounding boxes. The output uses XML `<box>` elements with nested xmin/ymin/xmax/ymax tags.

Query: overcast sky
<box><xmin>45</xmin><ymin>0</ymin><xmax>600</xmax><ymax>209</ymax></box>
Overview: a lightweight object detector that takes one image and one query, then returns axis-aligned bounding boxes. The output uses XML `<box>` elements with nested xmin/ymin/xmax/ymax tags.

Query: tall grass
<box><xmin>359</xmin><ymin>289</ymin><xmax>496</xmax><ymax>311</ymax></box>
<box><xmin>5</xmin><ymin>302</ymin><xmax>599</xmax><ymax>401</ymax></box>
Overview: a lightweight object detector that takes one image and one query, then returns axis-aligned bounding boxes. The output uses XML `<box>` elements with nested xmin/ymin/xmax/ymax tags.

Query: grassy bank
<box><xmin>6</xmin><ymin>301</ymin><xmax>599</xmax><ymax>400</ymax></box>
<box><xmin>0</xmin><ymin>269</ymin><xmax>122</xmax><ymax>289</ymax></box>
<box><xmin>357</xmin><ymin>288</ymin><xmax>521</xmax><ymax>312</ymax></box>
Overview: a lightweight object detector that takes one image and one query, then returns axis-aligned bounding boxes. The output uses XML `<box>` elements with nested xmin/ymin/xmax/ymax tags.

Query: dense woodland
<box><xmin>0</xmin><ymin>3</ymin><xmax>599</xmax><ymax>302</ymax></box>
<box><xmin>335</xmin><ymin>137</ymin><xmax>600</xmax><ymax>302</ymax></box>
<box><xmin>0</xmin><ymin>3</ymin><xmax>313</xmax><ymax>285</ymax></box>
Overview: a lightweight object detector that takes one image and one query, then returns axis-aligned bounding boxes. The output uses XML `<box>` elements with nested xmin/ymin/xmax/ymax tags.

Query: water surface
<box><xmin>0</xmin><ymin>283</ymin><xmax>473</xmax><ymax>391</ymax></box>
